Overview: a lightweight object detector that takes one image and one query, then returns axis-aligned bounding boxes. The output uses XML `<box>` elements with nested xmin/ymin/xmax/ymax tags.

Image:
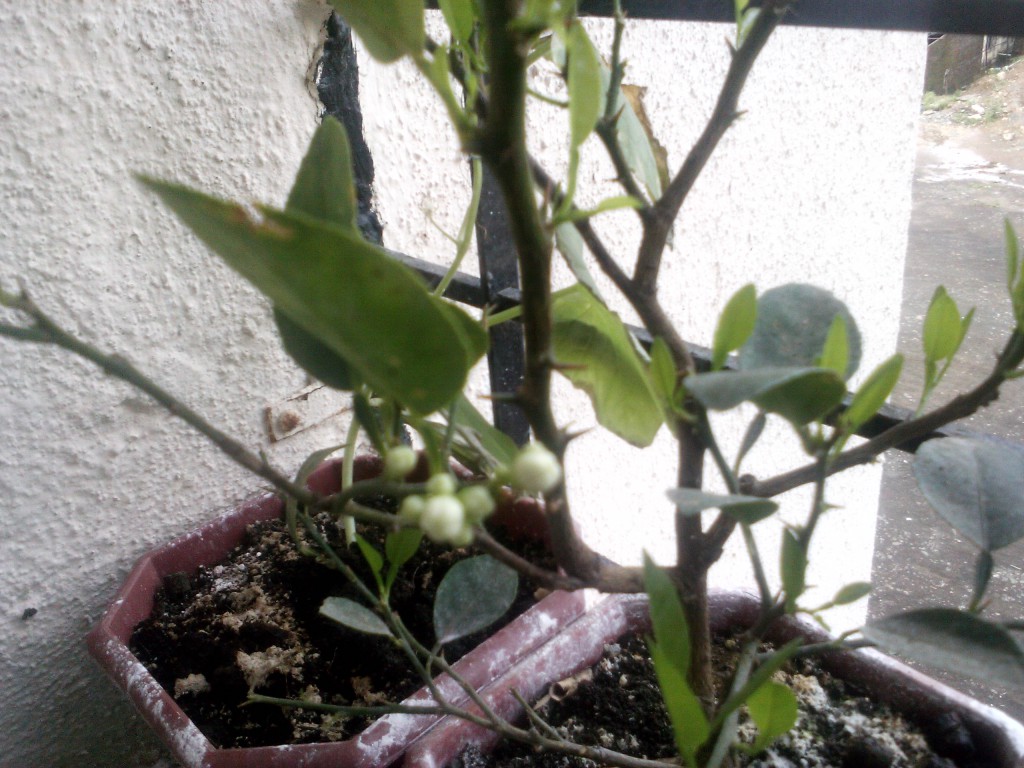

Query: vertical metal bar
<box><xmin>475</xmin><ymin>164</ymin><xmax>531</xmax><ymax>446</ymax></box>
<box><xmin>317</xmin><ymin>14</ymin><xmax>384</xmax><ymax>246</ymax></box>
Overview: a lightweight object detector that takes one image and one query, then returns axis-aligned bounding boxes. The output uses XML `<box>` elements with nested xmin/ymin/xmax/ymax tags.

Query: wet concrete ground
<box><xmin>869</xmin><ymin>59</ymin><xmax>1024</xmax><ymax>721</ymax></box>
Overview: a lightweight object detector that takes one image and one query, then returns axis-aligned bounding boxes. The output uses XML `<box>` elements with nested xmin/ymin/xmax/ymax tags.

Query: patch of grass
<box><xmin>921</xmin><ymin>91</ymin><xmax>958</xmax><ymax>112</ymax></box>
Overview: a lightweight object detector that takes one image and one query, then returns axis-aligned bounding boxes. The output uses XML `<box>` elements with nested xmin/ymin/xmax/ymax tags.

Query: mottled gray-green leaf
<box><xmin>914</xmin><ymin>437</ymin><xmax>1024</xmax><ymax>551</ymax></box>
<box><xmin>434</xmin><ymin>555</ymin><xmax>518</xmax><ymax>644</ymax></box>
<box><xmin>666</xmin><ymin>488</ymin><xmax>778</xmax><ymax>524</ymax></box>
<box><xmin>740</xmin><ymin>283</ymin><xmax>861</xmax><ymax>380</ymax></box>
<box><xmin>320</xmin><ymin>597</ymin><xmax>392</xmax><ymax>636</ymax></box>
<box><xmin>686</xmin><ymin>367</ymin><xmax>845</xmax><ymax>425</ymax></box>
<box><xmin>864</xmin><ymin>609</ymin><xmax>1024</xmax><ymax>690</ymax></box>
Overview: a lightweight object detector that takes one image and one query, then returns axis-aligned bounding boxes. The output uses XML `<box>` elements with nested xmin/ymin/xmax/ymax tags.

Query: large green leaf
<box><xmin>864</xmin><ymin>609</ymin><xmax>1024</xmax><ymax>690</ymax></box>
<box><xmin>328</xmin><ymin>0</ymin><xmax>424</xmax><ymax>63</ymax></box>
<box><xmin>914</xmin><ymin>437</ymin><xmax>1024</xmax><ymax>551</ymax></box>
<box><xmin>274</xmin><ymin>307</ymin><xmax>358</xmax><ymax>390</ymax></box>
<box><xmin>740</xmin><ymin>283</ymin><xmax>861</xmax><ymax>380</ymax></box>
<box><xmin>141</xmin><ymin>178</ymin><xmax>485</xmax><ymax>414</ymax></box>
<box><xmin>434</xmin><ymin>555</ymin><xmax>518</xmax><ymax>644</ymax></box>
<box><xmin>275</xmin><ymin>118</ymin><xmax>361</xmax><ymax>389</ymax></box>
<box><xmin>685</xmin><ymin>367</ymin><xmax>845</xmax><ymax>426</ymax></box>
<box><xmin>552</xmin><ymin>285</ymin><xmax>663</xmax><ymax>446</ymax></box>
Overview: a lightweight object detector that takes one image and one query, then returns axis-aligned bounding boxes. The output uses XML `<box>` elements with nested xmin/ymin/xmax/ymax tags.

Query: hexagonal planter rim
<box><xmin>403</xmin><ymin>590</ymin><xmax>1024</xmax><ymax>768</ymax></box>
<box><xmin>86</xmin><ymin>456</ymin><xmax>586</xmax><ymax>768</ymax></box>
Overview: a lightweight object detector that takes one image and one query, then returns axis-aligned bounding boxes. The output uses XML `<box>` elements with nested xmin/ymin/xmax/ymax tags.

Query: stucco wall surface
<box><xmin>0</xmin><ymin>3</ymin><xmax>924</xmax><ymax>767</ymax></box>
<box><xmin>0</xmin><ymin>3</ymin><xmax>335</xmax><ymax>766</ymax></box>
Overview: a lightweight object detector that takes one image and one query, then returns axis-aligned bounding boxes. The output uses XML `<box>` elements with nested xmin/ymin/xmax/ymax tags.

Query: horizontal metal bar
<box><xmin>578</xmin><ymin>0</ymin><xmax>1024</xmax><ymax>35</ymax></box>
<box><xmin>395</xmin><ymin>253</ymin><xmax>990</xmax><ymax>454</ymax></box>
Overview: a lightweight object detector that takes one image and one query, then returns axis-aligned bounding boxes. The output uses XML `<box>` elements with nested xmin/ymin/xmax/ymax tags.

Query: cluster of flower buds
<box><xmin>386</xmin><ymin>442</ymin><xmax>562</xmax><ymax>546</ymax></box>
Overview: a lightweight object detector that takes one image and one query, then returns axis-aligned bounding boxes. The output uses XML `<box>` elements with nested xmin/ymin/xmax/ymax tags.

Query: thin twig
<box><xmin>633</xmin><ymin>1</ymin><xmax>789</xmax><ymax>296</ymax></box>
<box><xmin>742</xmin><ymin>331</ymin><xmax>1024</xmax><ymax>498</ymax></box>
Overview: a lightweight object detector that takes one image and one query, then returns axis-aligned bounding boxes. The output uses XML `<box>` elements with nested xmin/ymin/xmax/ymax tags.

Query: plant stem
<box><xmin>633</xmin><ymin>2</ymin><xmax>787</xmax><ymax>296</ymax></box>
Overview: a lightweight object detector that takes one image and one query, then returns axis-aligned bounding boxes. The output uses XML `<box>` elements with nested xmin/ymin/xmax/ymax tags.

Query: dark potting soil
<box><xmin>452</xmin><ymin>633</ymin><xmax>971</xmax><ymax>768</ymax></box>
<box><xmin>130</xmin><ymin>510</ymin><xmax>549</xmax><ymax>749</ymax></box>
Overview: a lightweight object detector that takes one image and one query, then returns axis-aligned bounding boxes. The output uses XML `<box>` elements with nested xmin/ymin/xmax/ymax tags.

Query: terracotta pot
<box><xmin>403</xmin><ymin>591</ymin><xmax>1024</xmax><ymax>768</ymax></box>
<box><xmin>87</xmin><ymin>456</ymin><xmax>586</xmax><ymax>768</ymax></box>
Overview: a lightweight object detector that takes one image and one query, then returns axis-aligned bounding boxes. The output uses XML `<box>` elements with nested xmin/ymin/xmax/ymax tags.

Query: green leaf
<box><xmin>712</xmin><ymin>284</ymin><xmax>757</xmax><ymax>371</ymax></box>
<box><xmin>745</xmin><ymin>681</ymin><xmax>798</xmax><ymax>753</ymax></box>
<box><xmin>686</xmin><ymin>367</ymin><xmax>846</xmax><ymax>426</ymax></box>
<box><xmin>442</xmin><ymin>394</ymin><xmax>520</xmax><ymax>469</ymax></box>
<box><xmin>566</xmin><ymin>22</ymin><xmax>602</xmax><ymax>148</ymax></box>
<box><xmin>552</xmin><ymin>285</ymin><xmax>663</xmax><ymax>446</ymax></box>
<box><xmin>923</xmin><ymin>287</ymin><xmax>967</xmax><ymax>363</ymax></box>
<box><xmin>434</xmin><ymin>555</ymin><xmax>518</xmax><ymax>644</ymax></box>
<box><xmin>649</xmin><ymin>337</ymin><xmax>680</xmax><ymax>413</ymax></box>
<box><xmin>816</xmin><ymin>315</ymin><xmax>849</xmax><ymax>378</ymax></box>
<box><xmin>841</xmin><ymin>354</ymin><xmax>903</xmax><ymax>433</ymax></box>
<box><xmin>648</xmin><ymin>640</ymin><xmax>710</xmax><ymax>767</ymax></box>
<box><xmin>864</xmin><ymin>609</ymin><xmax>1024</xmax><ymax>690</ymax></box>
<box><xmin>554</xmin><ymin>222</ymin><xmax>605</xmax><ymax>302</ymax></box>
<box><xmin>385</xmin><ymin>528</ymin><xmax>424</xmax><ymax>591</ymax></box>
<box><xmin>355</xmin><ymin>535</ymin><xmax>384</xmax><ymax>578</ymax></box>
<box><xmin>320</xmin><ymin>596</ymin><xmax>392</xmax><ymax>637</ymax></box>
<box><xmin>666</xmin><ymin>488</ymin><xmax>778</xmax><ymax>525</ymax></box>
<box><xmin>914</xmin><ymin>437</ymin><xmax>1024</xmax><ymax>551</ymax></box>
<box><xmin>386</xmin><ymin>528</ymin><xmax>424</xmax><ymax>571</ymax></box>
<box><xmin>1006</xmin><ymin>219</ymin><xmax>1024</xmax><ymax>327</ymax></box>
<box><xmin>643</xmin><ymin>553</ymin><xmax>690</xmax><ymax>678</ymax></box>
<box><xmin>740</xmin><ymin>283</ymin><xmax>861</xmax><ymax>380</ymax></box>
<box><xmin>612</xmin><ymin>82</ymin><xmax>667</xmax><ymax>201</ymax></box>
<box><xmin>780</xmin><ymin>529</ymin><xmax>806</xmax><ymax>610</ymax></box>
<box><xmin>274</xmin><ymin>118</ymin><xmax>362</xmax><ymax>389</ymax></box>
<box><xmin>438</xmin><ymin>0</ymin><xmax>476</xmax><ymax>45</ymax></box>
<box><xmin>832</xmin><ymin>581</ymin><xmax>872</xmax><ymax>606</ymax></box>
<box><xmin>285</xmin><ymin>117</ymin><xmax>359</xmax><ymax>231</ymax></box>
<box><xmin>140</xmin><ymin>178</ymin><xmax>485</xmax><ymax>414</ymax></box>
<box><xmin>328</xmin><ymin>0</ymin><xmax>424</xmax><ymax>63</ymax></box>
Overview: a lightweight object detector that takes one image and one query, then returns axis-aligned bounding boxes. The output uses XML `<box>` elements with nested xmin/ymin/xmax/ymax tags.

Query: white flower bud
<box><xmin>383</xmin><ymin>445</ymin><xmax>418</xmax><ymax>480</ymax></box>
<box><xmin>511</xmin><ymin>443</ymin><xmax>562</xmax><ymax>494</ymax></box>
<box><xmin>448</xmin><ymin>524</ymin><xmax>475</xmax><ymax>548</ymax></box>
<box><xmin>458</xmin><ymin>485</ymin><xmax>496</xmax><ymax>523</ymax></box>
<box><xmin>398</xmin><ymin>495</ymin><xmax>426</xmax><ymax>523</ymax></box>
<box><xmin>425</xmin><ymin>472</ymin><xmax>457</xmax><ymax>497</ymax></box>
<box><xmin>419</xmin><ymin>495</ymin><xmax>466</xmax><ymax>543</ymax></box>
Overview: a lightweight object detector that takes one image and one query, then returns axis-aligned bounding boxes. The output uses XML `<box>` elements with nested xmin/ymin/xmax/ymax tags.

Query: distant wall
<box><xmin>925</xmin><ymin>33</ymin><xmax>1024</xmax><ymax>93</ymax></box>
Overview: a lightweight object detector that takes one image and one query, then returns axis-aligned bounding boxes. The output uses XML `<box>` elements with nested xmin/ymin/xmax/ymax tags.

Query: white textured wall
<box><xmin>0</xmin><ymin>3</ymin><xmax>336</xmax><ymax>766</ymax></box>
<box><xmin>0</xmin><ymin>4</ymin><xmax>924</xmax><ymax>766</ymax></box>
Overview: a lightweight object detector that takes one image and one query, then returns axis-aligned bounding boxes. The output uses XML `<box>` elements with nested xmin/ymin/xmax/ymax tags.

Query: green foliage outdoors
<box><xmin>3</xmin><ymin>1</ymin><xmax>1024</xmax><ymax>766</ymax></box>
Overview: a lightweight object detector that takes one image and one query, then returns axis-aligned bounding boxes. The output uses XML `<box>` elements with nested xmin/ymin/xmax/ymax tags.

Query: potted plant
<box><xmin>3</xmin><ymin>0</ymin><xmax>1024</xmax><ymax>766</ymax></box>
